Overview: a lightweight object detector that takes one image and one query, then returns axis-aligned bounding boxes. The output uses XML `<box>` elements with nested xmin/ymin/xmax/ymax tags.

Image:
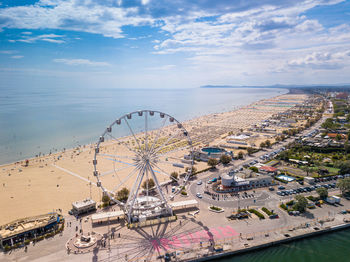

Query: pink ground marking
<box><xmin>177</xmin><ymin>234</ymin><xmax>192</xmax><ymax>247</ymax></box>
<box><xmin>187</xmin><ymin>232</ymin><xmax>200</xmax><ymax>243</ymax></box>
<box><xmin>168</xmin><ymin>236</ymin><xmax>183</xmax><ymax>249</ymax></box>
<box><xmin>151</xmin><ymin>239</ymin><xmax>161</xmax><ymax>252</ymax></box>
<box><xmin>208</xmin><ymin>228</ymin><xmax>223</xmax><ymax>240</ymax></box>
<box><xmin>217</xmin><ymin>226</ymin><xmax>239</xmax><ymax>237</ymax></box>
<box><xmin>194</xmin><ymin>230</ymin><xmax>213</xmax><ymax>241</ymax></box>
<box><xmin>151</xmin><ymin>225</ymin><xmax>238</xmax><ymax>252</ymax></box>
<box><xmin>159</xmin><ymin>238</ymin><xmax>170</xmax><ymax>250</ymax></box>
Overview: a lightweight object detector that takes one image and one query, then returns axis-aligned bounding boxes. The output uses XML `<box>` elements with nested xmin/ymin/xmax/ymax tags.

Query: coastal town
<box><xmin>1</xmin><ymin>90</ymin><xmax>350</xmax><ymax>262</ymax></box>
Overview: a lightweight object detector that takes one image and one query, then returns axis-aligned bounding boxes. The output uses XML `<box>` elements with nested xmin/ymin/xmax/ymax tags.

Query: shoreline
<box><xmin>0</xmin><ymin>91</ymin><xmax>304</xmax><ymax>225</ymax></box>
<box><xmin>0</xmin><ymin>90</ymin><xmax>290</xmax><ymax>168</ymax></box>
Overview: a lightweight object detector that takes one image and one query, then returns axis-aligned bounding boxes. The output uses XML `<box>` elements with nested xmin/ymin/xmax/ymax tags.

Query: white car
<box><xmin>196</xmin><ymin>193</ymin><xmax>203</xmax><ymax>198</ymax></box>
<box><xmin>197</xmin><ymin>180</ymin><xmax>202</xmax><ymax>185</ymax></box>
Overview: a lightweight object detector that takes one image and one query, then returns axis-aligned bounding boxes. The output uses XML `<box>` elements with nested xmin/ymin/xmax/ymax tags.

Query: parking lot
<box><xmin>275</xmin><ymin>174</ymin><xmax>350</xmax><ymax>198</ymax></box>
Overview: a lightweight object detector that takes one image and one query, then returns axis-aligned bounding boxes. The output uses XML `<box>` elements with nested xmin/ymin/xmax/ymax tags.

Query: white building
<box><xmin>218</xmin><ymin>170</ymin><xmax>272</xmax><ymax>192</ymax></box>
<box><xmin>72</xmin><ymin>199</ymin><xmax>96</xmax><ymax>215</ymax></box>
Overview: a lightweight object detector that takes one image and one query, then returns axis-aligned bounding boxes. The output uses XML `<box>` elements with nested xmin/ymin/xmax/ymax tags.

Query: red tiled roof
<box><xmin>259</xmin><ymin>166</ymin><xmax>277</xmax><ymax>172</ymax></box>
<box><xmin>327</xmin><ymin>133</ymin><xmax>347</xmax><ymax>139</ymax></box>
<box><xmin>336</xmin><ymin>92</ymin><xmax>349</xmax><ymax>99</ymax></box>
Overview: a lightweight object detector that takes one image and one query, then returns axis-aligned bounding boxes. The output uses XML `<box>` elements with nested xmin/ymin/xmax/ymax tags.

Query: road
<box><xmin>189</xmin><ymin>109</ymin><xmax>329</xmax><ymax>209</ymax></box>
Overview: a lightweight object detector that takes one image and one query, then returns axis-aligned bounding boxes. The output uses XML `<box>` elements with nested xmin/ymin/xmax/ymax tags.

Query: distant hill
<box><xmin>200</xmin><ymin>84</ymin><xmax>350</xmax><ymax>89</ymax></box>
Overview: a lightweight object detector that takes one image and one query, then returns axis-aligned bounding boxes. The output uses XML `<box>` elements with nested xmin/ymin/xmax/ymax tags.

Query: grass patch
<box><xmin>210</xmin><ymin>206</ymin><xmax>222</xmax><ymax>211</ymax></box>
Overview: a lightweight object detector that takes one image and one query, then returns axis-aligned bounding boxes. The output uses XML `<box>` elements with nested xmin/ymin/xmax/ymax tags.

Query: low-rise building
<box><xmin>0</xmin><ymin>213</ymin><xmax>61</xmax><ymax>248</ymax></box>
<box><xmin>216</xmin><ymin>170</ymin><xmax>272</xmax><ymax>192</ymax></box>
<box><xmin>72</xmin><ymin>199</ymin><xmax>96</xmax><ymax>216</ymax></box>
<box><xmin>259</xmin><ymin>166</ymin><xmax>278</xmax><ymax>175</ymax></box>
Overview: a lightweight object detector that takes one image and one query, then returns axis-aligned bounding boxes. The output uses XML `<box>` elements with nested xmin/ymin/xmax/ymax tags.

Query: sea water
<box><xmin>0</xmin><ymin>87</ymin><xmax>287</xmax><ymax>165</ymax></box>
<box><xmin>218</xmin><ymin>227</ymin><xmax>350</xmax><ymax>262</ymax></box>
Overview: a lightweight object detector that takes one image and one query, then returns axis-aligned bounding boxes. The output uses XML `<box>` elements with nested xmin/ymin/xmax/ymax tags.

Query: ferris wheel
<box><xmin>93</xmin><ymin>110</ymin><xmax>194</xmax><ymax>223</ymax></box>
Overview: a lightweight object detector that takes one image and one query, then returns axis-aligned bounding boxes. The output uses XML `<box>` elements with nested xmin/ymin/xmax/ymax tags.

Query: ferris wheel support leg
<box><xmin>127</xmin><ymin>165</ymin><xmax>148</xmax><ymax>222</ymax></box>
<box><xmin>148</xmin><ymin>163</ymin><xmax>172</xmax><ymax>214</ymax></box>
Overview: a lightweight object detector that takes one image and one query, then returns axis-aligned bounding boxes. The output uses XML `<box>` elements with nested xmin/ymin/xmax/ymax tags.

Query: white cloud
<box><xmin>11</xmin><ymin>55</ymin><xmax>24</xmax><ymax>59</ymax></box>
<box><xmin>11</xmin><ymin>34</ymin><xmax>65</xmax><ymax>44</ymax></box>
<box><xmin>0</xmin><ymin>0</ymin><xmax>154</xmax><ymax>39</ymax></box>
<box><xmin>287</xmin><ymin>50</ymin><xmax>350</xmax><ymax>69</ymax></box>
<box><xmin>53</xmin><ymin>58</ymin><xmax>111</xmax><ymax>66</ymax></box>
<box><xmin>0</xmin><ymin>50</ymin><xmax>17</xmax><ymax>54</ymax></box>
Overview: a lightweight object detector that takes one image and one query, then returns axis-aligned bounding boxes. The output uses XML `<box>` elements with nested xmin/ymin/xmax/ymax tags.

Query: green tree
<box><xmin>247</xmin><ymin>147</ymin><xmax>254</xmax><ymax>156</ymax></box>
<box><xmin>316</xmin><ymin>187</ymin><xmax>328</xmax><ymax>199</ymax></box>
<box><xmin>116</xmin><ymin>187</ymin><xmax>129</xmax><ymax>202</ymax></box>
<box><xmin>265</xmin><ymin>140</ymin><xmax>271</xmax><ymax>148</ymax></box>
<box><xmin>220</xmin><ymin>154</ymin><xmax>231</xmax><ymax>165</ymax></box>
<box><xmin>170</xmin><ymin>171</ymin><xmax>178</xmax><ymax>182</ymax></box>
<box><xmin>185</xmin><ymin>166</ymin><xmax>197</xmax><ymax>176</ymax></box>
<box><xmin>102</xmin><ymin>194</ymin><xmax>110</xmax><ymax>204</ymax></box>
<box><xmin>293</xmin><ymin>195</ymin><xmax>307</xmax><ymax>212</ymax></box>
<box><xmin>337</xmin><ymin>178</ymin><xmax>350</xmax><ymax>196</ymax></box>
<box><xmin>237</xmin><ymin>151</ymin><xmax>244</xmax><ymax>159</ymax></box>
<box><xmin>260</xmin><ymin>142</ymin><xmax>266</xmax><ymax>148</ymax></box>
<box><xmin>249</xmin><ymin>166</ymin><xmax>258</xmax><ymax>173</ymax></box>
<box><xmin>339</xmin><ymin>161</ymin><xmax>350</xmax><ymax>175</ymax></box>
<box><xmin>208</xmin><ymin>158</ymin><xmax>219</xmax><ymax>168</ymax></box>
<box><xmin>142</xmin><ymin>178</ymin><xmax>155</xmax><ymax>189</ymax></box>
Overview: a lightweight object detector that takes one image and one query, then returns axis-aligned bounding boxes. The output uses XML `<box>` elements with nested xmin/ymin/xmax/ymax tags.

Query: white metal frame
<box><xmin>93</xmin><ymin>110</ymin><xmax>194</xmax><ymax>223</ymax></box>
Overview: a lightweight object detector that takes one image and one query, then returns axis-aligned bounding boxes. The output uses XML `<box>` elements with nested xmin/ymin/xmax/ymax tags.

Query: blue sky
<box><xmin>0</xmin><ymin>0</ymin><xmax>350</xmax><ymax>89</ymax></box>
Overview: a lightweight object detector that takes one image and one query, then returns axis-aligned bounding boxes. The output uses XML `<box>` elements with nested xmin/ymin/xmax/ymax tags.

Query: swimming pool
<box><xmin>201</xmin><ymin>147</ymin><xmax>225</xmax><ymax>154</ymax></box>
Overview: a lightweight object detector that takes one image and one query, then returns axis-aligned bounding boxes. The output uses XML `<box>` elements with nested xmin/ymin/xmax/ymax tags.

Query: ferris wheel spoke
<box><xmin>153</xmin><ymin>127</ymin><xmax>182</xmax><ymax>155</ymax></box>
<box><xmin>100</xmin><ymin>165</ymin><xmax>132</xmax><ymax>177</ymax></box>
<box><xmin>149</xmin><ymin>115</ymin><xmax>168</xmax><ymax>153</ymax></box>
<box><xmin>99</xmin><ymin>153</ymin><xmax>134</xmax><ymax>160</ymax></box>
<box><xmin>151</xmin><ymin>163</ymin><xmax>180</xmax><ymax>184</ymax></box>
<box><xmin>127</xmin><ymin>165</ymin><xmax>147</xmax><ymax>212</ymax></box>
<box><xmin>106</xmin><ymin>132</ymin><xmax>139</xmax><ymax>155</ymax></box>
<box><xmin>145</xmin><ymin>111</ymin><xmax>148</xmax><ymax>151</ymax></box>
<box><xmin>111</xmin><ymin>166</ymin><xmax>140</xmax><ymax>193</ymax></box>
<box><xmin>155</xmin><ymin>159</ymin><xmax>190</xmax><ymax>168</ymax></box>
<box><xmin>103</xmin><ymin>157</ymin><xmax>136</xmax><ymax>167</ymax></box>
<box><xmin>156</xmin><ymin>145</ymin><xmax>191</xmax><ymax>159</ymax></box>
<box><xmin>123</xmin><ymin>117</ymin><xmax>143</xmax><ymax>152</ymax></box>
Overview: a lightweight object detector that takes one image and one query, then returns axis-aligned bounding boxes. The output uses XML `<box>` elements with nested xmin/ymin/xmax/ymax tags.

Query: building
<box><xmin>72</xmin><ymin>199</ymin><xmax>96</xmax><ymax>216</ymax></box>
<box><xmin>0</xmin><ymin>213</ymin><xmax>60</xmax><ymax>248</ymax></box>
<box><xmin>91</xmin><ymin>211</ymin><xmax>125</xmax><ymax>224</ymax></box>
<box><xmin>259</xmin><ymin>166</ymin><xmax>278</xmax><ymax>175</ymax></box>
<box><xmin>216</xmin><ymin>170</ymin><xmax>273</xmax><ymax>192</ymax></box>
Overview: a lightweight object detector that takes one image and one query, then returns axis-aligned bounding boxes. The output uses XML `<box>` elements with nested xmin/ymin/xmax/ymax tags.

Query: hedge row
<box><xmin>280</xmin><ymin>203</ymin><xmax>288</xmax><ymax>211</ymax></box>
<box><xmin>248</xmin><ymin>209</ymin><xmax>265</xmax><ymax>219</ymax></box>
<box><xmin>261</xmin><ymin>207</ymin><xmax>273</xmax><ymax>216</ymax></box>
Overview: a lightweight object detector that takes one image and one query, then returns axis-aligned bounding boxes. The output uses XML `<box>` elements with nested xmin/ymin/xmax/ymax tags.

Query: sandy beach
<box><xmin>0</xmin><ymin>93</ymin><xmax>307</xmax><ymax>225</ymax></box>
